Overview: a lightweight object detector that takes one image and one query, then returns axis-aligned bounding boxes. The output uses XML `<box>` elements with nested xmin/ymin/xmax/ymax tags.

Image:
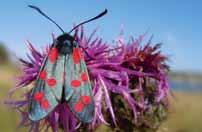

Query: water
<box><xmin>169</xmin><ymin>79</ymin><xmax>202</xmax><ymax>92</ymax></box>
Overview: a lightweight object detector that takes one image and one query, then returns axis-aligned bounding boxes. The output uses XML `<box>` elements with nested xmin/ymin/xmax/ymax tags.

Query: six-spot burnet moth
<box><xmin>28</xmin><ymin>5</ymin><xmax>107</xmax><ymax>123</ymax></box>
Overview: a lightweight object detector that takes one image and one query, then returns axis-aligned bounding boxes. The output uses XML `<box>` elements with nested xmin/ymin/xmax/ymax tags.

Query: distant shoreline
<box><xmin>169</xmin><ymin>71</ymin><xmax>202</xmax><ymax>82</ymax></box>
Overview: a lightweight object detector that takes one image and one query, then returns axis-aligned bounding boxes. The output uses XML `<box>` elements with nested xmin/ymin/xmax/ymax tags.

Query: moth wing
<box><xmin>64</xmin><ymin>47</ymin><xmax>94</xmax><ymax>123</ymax></box>
<box><xmin>29</xmin><ymin>48</ymin><xmax>65</xmax><ymax>121</ymax></box>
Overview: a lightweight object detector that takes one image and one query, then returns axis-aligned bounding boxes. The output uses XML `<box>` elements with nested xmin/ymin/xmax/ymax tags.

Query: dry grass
<box><xmin>158</xmin><ymin>92</ymin><xmax>202</xmax><ymax>132</ymax></box>
<box><xmin>0</xmin><ymin>64</ymin><xmax>21</xmax><ymax>132</ymax></box>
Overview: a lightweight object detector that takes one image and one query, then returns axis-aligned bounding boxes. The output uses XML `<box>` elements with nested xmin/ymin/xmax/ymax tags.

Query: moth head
<box><xmin>57</xmin><ymin>33</ymin><xmax>74</xmax><ymax>44</ymax></box>
<box><xmin>55</xmin><ymin>33</ymin><xmax>76</xmax><ymax>54</ymax></box>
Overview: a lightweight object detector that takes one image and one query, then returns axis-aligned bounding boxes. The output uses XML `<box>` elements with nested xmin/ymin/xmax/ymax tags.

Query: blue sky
<box><xmin>0</xmin><ymin>0</ymin><xmax>201</xmax><ymax>72</ymax></box>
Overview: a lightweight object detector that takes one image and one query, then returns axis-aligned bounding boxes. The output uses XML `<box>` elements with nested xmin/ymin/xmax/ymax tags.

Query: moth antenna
<box><xmin>68</xmin><ymin>9</ymin><xmax>107</xmax><ymax>34</ymax></box>
<box><xmin>28</xmin><ymin>5</ymin><xmax>65</xmax><ymax>33</ymax></box>
<box><xmin>79</xmin><ymin>45</ymin><xmax>95</xmax><ymax>60</ymax></box>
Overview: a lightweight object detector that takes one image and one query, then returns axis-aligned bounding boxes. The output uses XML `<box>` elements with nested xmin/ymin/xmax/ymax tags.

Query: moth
<box><xmin>28</xmin><ymin>5</ymin><xmax>107</xmax><ymax>123</ymax></box>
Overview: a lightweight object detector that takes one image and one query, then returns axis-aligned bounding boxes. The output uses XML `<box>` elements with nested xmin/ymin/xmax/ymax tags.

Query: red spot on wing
<box><xmin>47</xmin><ymin>78</ymin><xmax>57</xmax><ymax>87</ymax></box>
<box><xmin>71</xmin><ymin>80</ymin><xmax>81</xmax><ymax>88</ymax></box>
<box><xmin>39</xmin><ymin>70</ymin><xmax>46</xmax><ymax>80</ymax></box>
<box><xmin>41</xmin><ymin>99</ymin><xmax>50</xmax><ymax>110</ymax></box>
<box><xmin>49</xmin><ymin>48</ymin><xmax>58</xmax><ymax>63</ymax></box>
<box><xmin>81</xmin><ymin>96</ymin><xmax>91</xmax><ymax>105</ymax></box>
<box><xmin>34</xmin><ymin>92</ymin><xmax>44</xmax><ymax>102</ymax></box>
<box><xmin>74</xmin><ymin>101</ymin><xmax>84</xmax><ymax>112</ymax></box>
<box><xmin>73</xmin><ymin>48</ymin><xmax>82</xmax><ymax>64</ymax></box>
<box><xmin>81</xmin><ymin>72</ymin><xmax>89</xmax><ymax>82</ymax></box>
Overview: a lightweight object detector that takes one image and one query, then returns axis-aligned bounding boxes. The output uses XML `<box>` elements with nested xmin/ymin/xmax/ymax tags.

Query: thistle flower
<box><xmin>5</xmin><ymin>27</ymin><xmax>170</xmax><ymax>132</ymax></box>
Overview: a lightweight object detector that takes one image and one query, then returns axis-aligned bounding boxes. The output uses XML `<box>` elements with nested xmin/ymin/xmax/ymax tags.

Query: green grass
<box><xmin>1</xmin><ymin>65</ymin><xmax>202</xmax><ymax>132</ymax></box>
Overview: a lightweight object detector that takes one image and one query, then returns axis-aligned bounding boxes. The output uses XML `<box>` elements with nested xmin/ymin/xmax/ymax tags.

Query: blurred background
<box><xmin>0</xmin><ymin>0</ymin><xmax>202</xmax><ymax>131</ymax></box>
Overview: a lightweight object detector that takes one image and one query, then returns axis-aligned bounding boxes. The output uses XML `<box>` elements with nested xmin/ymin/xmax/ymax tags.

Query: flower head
<box><xmin>6</xmin><ymin>27</ymin><xmax>170</xmax><ymax>131</ymax></box>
